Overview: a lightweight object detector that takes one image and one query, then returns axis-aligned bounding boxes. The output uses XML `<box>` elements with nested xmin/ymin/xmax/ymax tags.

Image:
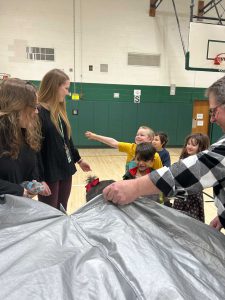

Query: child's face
<box><xmin>135</xmin><ymin>128</ymin><xmax>153</xmax><ymax>144</ymax></box>
<box><xmin>135</xmin><ymin>157</ymin><xmax>153</xmax><ymax>172</ymax></box>
<box><xmin>152</xmin><ymin>135</ymin><xmax>162</xmax><ymax>151</ymax></box>
<box><xmin>186</xmin><ymin>138</ymin><xmax>199</xmax><ymax>155</ymax></box>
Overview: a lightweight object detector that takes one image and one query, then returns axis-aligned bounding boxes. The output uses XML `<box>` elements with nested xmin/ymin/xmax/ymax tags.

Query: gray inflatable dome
<box><xmin>0</xmin><ymin>194</ymin><xmax>225</xmax><ymax>299</ymax></box>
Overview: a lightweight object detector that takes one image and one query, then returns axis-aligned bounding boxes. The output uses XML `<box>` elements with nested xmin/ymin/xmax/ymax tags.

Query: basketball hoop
<box><xmin>214</xmin><ymin>53</ymin><xmax>225</xmax><ymax>65</ymax></box>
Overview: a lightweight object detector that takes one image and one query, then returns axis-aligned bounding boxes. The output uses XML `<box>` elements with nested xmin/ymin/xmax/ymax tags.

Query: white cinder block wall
<box><xmin>0</xmin><ymin>0</ymin><xmax>74</xmax><ymax>81</ymax></box>
<box><xmin>0</xmin><ymin>0</ymin><xmax>222</xmax><ymax>87</ymax></box>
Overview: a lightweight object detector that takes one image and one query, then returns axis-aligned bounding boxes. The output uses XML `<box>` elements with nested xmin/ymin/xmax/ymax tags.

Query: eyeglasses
<box><xmin>209</xmin><ymin>104</ymin><xmax>223</xmax><ymax>117</ymax></box>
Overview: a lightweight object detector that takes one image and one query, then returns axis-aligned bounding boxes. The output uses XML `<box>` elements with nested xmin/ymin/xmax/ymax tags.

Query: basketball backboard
<box><xmin>186</xmin><ymin>22</ymin><xmax>225</xmax><ymax>72</ymax></box>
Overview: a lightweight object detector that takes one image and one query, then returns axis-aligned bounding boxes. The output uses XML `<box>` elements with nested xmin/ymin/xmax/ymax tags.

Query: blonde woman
<box><xmin>0</xmin><ymin>78</ymin><xmax>50</xmax><ymax>197</ymax></box>
<box><xmin>37</xmin><ymin>69</ymin><xmax>91</xmax><ymax>210</ymax></box>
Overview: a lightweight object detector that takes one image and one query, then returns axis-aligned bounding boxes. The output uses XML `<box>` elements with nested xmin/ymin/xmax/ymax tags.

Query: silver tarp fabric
<box><xmin>0</xmin><ymin>194</ymin><xmax>225</xmax><ymax>300</ymax></box>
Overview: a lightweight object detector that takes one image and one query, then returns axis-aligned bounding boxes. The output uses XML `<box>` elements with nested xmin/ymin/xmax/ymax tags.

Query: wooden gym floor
<box><xmin>67</xmin><ymin>148</ymin><xmax>218</xmax><ymax>228</ymax></box>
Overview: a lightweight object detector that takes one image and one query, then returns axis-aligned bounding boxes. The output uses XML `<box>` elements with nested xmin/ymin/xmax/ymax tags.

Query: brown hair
<box><xmin>0</xmin><ymin>78</ymin><xmax>41</xmax><ymax>158</ymax></box>
<box><xmin>38</xmin><ymin>69</ymin><xmax>71</xmax><ymax>138</ymax></box>
<box><xmin>154</xmin><ymin>132</ymin><xmax>168</xmax><ymax>148</ymax></box>
<box><xmin>85</xmin><ymin>176</ymin><xmax>115</xmax><ymax>202</ymax></box>
<box><xmin>135</xmin><ymin>142</ymin><xmax>156</xmax><ymax>161</ymax></box>
<box><xmin>180</xmin><ymin>133</ymin><xmax>210</xmax><ymax>159</ymax></box>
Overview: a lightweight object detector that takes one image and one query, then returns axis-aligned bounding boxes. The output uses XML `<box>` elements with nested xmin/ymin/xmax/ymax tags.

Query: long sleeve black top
<box><xmin>37</xmin><ymin>106</ymin><xmax>81</xmax><ymax>183</ymax></box>
<box><xmin>0</xmin><ymin>143</ymin><xmax>38</xmax><ymax>196</ymax></box>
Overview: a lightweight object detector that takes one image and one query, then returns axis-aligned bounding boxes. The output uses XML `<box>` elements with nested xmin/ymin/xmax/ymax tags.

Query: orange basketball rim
<box><xmin>214</xmin><ymin>53</ymin><xmax>225</xmax><ymax>65</ymax></box>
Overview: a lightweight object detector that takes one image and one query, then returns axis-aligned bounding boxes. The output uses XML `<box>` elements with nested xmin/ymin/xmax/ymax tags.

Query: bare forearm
<box><xmin>103</xmin><ymin>174</ymin><xmax>160</xmax><ymax>205</ymax></box>
<box><xmin>135</xmin><ymin>175</ymin><xmax>160</xmax><ymax>197</ymax></box>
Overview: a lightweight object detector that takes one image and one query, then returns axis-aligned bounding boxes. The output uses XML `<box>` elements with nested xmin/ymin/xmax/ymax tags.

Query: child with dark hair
<box><xmin>152</xmin><ymin>132</ymin><xmax>171</xmax><ymax>167</ymax></box>
<box><xmin>85</xmin><ymin>176</ymin><xmax>115</xmax><ymax>202</ymax></box>
<box><xmin>173</xmin><ymin>133</ymin><xmax>210</xmax><ymax>222</ymax></box>
<box><xmin>179</xmin><ymin>133</ymin><xmax>210</xmax><ymax>159</ymax></box>
<box><xmin>123</xmin><ymin>143</ymin><xmax>156</xmax><ymax>179</ymax></box>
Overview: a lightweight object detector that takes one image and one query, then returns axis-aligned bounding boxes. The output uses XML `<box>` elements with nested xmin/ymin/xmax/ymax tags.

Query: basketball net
<box><xmin>214</xmin><ymin>53</ymin><xmax>225</xmax><ymax>65</ymax></box>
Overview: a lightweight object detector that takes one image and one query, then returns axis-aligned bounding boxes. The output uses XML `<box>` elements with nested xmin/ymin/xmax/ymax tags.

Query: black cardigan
<box><xmin>37</xmin><ymin>107</ymin><xmax>81</xmax><ymax>183</ymax></box>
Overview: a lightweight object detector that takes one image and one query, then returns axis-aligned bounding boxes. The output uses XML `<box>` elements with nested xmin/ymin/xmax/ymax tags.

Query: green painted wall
<box><xmin>210</xmin><ymin>123</ymin><xmax>223</xmax><ymax>143</ymax></box>
<box><xmin>67</xmin><ymin>82</ymin><xmax>207</xmax><ymax>147</ymax></box>
<box><xmin>32</xmin><ymin>81</ymin><xmax>220</xmax><ymax>147</ymax></box>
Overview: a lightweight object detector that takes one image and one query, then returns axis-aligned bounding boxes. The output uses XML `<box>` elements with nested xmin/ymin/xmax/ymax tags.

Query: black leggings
<box><xmin>38</xmin><ymin>176</ymin><xmax>72</xmax><ymax>211</ymax></box>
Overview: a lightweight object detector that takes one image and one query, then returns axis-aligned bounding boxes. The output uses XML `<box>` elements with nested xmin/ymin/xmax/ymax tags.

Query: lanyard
<box><xmin>58</xmin><ymin>114</ymin><xmax>72</xmax><ymax>164</ymax></box>
<box><xmin>58</xmin><ymin>115</ymin><xmax>65</xmax><ymax>141</ymax></box>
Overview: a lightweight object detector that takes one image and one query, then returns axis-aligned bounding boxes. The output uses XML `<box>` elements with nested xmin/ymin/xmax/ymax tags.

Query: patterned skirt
<box><xmin>173</xmin><ymin>192</ymin><xmax>205</xmax><ymax>223</ymax></box>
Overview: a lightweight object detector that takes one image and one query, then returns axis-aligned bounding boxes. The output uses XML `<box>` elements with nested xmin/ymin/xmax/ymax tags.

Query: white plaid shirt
<box><xmin>150</xmin><ymin>135</ymin><xmax>225</xmax><ymax>227</ymax></box>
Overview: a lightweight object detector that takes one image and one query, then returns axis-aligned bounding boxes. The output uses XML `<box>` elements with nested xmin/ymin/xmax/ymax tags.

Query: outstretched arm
<box><xmin>85</xmin><ymin>131</ymin><xmax>119</xmax><ymax>148</ymax></box>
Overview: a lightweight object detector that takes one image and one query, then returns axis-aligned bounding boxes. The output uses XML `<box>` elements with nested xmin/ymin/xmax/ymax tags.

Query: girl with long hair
<box><xmin>0</xmin><ymin>78</ymin><xmax>50</xmax><ymax>197</ymax></box>
<box><xmin>37</xmin><ymin>69</ymin><xmax>91</xmax><ymax>210</ymax></box>
<box><xmin>173</xmin><ymin>133</ymin><xmax>210</xmax><ymax>222</ymax></box>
